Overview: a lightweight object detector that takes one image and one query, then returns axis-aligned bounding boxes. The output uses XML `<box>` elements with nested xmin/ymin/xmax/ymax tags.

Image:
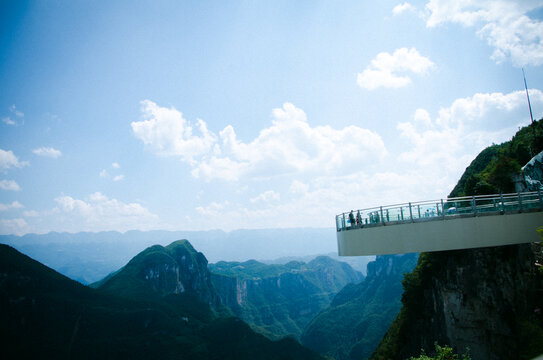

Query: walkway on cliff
<box><xmin>336</xmin><ymin>191</ymin><xmax>543</xmax><ymax>256</ymax></box>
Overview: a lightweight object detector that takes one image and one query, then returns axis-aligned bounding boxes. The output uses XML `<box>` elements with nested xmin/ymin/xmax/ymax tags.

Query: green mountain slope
<box><xmin>450</xmin><ymin>119</ymin><xmax>543</xmax><ymax>197</ymax></box>
<box><xmin>210</xmin><ymin>256</ymin><xmax>363</xmax><ymax>339</ymax></box>
<box><xmin>0</xmin><ymin>244</ymin><xmax>323</xmax><ymax>359</ymax></box>
<box><xmin>300</xmin><ymin>253</ymin><xmax>418</xmax><ymax>360</ymax></box>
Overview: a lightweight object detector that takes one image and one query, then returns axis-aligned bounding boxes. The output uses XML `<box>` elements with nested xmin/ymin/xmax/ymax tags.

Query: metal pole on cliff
<box><xmin>523</xmin><ymin>68</ymin><xmax>534</xmax><ymax>124</ymax></box>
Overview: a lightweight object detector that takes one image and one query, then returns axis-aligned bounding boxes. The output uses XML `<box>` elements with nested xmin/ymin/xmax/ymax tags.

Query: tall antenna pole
<box><xmin>523</xmin><ymin>68</ymin><xmax>534</xmax><ymax>124</ymax></box>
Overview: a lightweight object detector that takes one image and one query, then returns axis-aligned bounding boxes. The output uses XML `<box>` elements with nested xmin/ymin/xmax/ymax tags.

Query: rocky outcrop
<box><xmin>372</xmin><ymin>244</ymin><xmax>543</xmax><ymax>360</ymax></box>
<box><xmin>99</xmin><ymin>240</ymin><xmax>219</xmax><ymax>306</ymax></box>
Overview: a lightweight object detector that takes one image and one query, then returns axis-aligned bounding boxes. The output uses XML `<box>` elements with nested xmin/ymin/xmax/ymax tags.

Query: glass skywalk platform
<box><xmin>336</xmin><ymin>191</ymin><xmax>543</xmax><ymax>256</ymax></box>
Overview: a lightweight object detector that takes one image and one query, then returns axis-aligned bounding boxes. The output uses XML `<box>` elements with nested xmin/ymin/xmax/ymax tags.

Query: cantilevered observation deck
<box><xmin>336</xmin><ymin>191</ymin><xmax>543</xmax><ymax>256</ymax></box>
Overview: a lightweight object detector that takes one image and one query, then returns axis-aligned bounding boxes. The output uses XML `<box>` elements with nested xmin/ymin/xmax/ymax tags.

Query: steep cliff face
<box><xmin>300</xmin><ymin>253</ymin><xmax>418</xmax><ymax>360</ymax></box>
<box><xmin>210</xmin><ymin>256</ymin><xmax>363</xmax><ymax>339</ymax></box>
<box><xmin>99</xmin><ymin>240</ymin><xmax>219</xmax><ymax>306</ymax></box>
<box><xmin>372</xmin><ymin>244</ymin><xmax>543</xmax><ymax>360</ymax></box>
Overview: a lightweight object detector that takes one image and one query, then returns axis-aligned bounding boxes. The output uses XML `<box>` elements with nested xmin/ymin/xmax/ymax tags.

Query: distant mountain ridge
<box><xmin>0</xmin><ymin>243</ymin><xmax>323</xmax><ymax>359</ymax></box>
<box><xmin>0</xmin><ymin>228</ymin><xmax>337</xmax><ymax>284</ymax></box>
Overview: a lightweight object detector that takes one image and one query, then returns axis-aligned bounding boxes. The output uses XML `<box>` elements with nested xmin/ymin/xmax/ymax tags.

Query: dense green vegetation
<box><xmin>0</xmin><ymin>243</ymin><xmax>323</xmax><ymax>359</ymax></box>
<box><xmin>371</xmin><ymin>120</ymin><xmax>543</xmax><ymax>360</ymax></box>
<box><xmin>408</xmin><ymin>344</ymin><xmax>471</xmax><ymax>360</ymax></box>
<box><xmin>300</xmin><ymin>254</ymin><xmax>418</xmax><ymax>360</ymax></box>
<box><xmin>449</xmin><ymin>119</ymin><xmax>543</xmax><ymax>197</ymax></box>
<box><xmin>210</xmin><ymin>255</ymin><xmax>363</xmax><ymax>339</ymax></box>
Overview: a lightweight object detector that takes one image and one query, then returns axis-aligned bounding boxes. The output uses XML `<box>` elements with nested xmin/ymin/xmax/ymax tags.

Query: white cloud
<box><xmin>424</xmin><ymin>0</ymin><xmax>543</xmax><ymax>66</ymax></box>
<box><xmin>250</xmin><ymin>190</ymin><xmax>281</xmax><ymax>203</ymax></box>
<box><xmin>195</xmin><ymin>103</ymin><xmax>387</xmax><ymax>181</ymax></box>
<box><xmin>0</xmin><ymin>149</ymin><xmax>28</xmax><ymax>169</ymax></box>
<box><xmin>10</xmin><ymin>104</ymin><xmax>23</xmax><ymax>118</ymax></box>
<box><xmin>0</xmin><ymin>218</ymin><xmax>28</xmax><ymax>235</ymax></box>
<box><xmin>0</xmin><ymin>180</ymin><xmax>21</xmax><ymax>191</ymax></box>
<box><xmin>100</xmin><ymin>163</ymin><xmax>124</xmax><ymax>181</ymax></box>
<box><xmin>397</xmin><ymin>89</ymin><xmax>543</xmax><ymax>191</ymax></box>
<box><xmin>2</xmin><ymin>117</ymin><xmax>15</xmax><ymax>126</ymax></box>
<box><xmin>393</xmin><ymin>2</ymin><xmax>416</xmax><ymax>15</ymax></box>
<box><xmin>0</xmin><ymin>201</ymin><xmax>23</xmax><ymax>211</ymax></box>
<box><xmin>131</xmin><ymin>100</ymin><xmax>217</xmax><ymax>163</ymax></box>
<box><xmin>3</xmin><ymin>105</ymin><xmax>24</xmax><ymax>126</ymax></box>
<box><xmin>51</xmin><ymin>192</ymin><xmax>162</xmax><ymax>232</ymax></box>
<box><xmin>195</xmin><ymin>201</ymin><xmax>228</xmax><ymax>217</ymax></box>
<box><xmin>357</xmin><ymin>48</ymin><xmax>435</xmax><ymax>90</ymax></box>
<box><xmin>135</xmin><ymin>101</ymin><xmax>387</xmax><ymax>182</ymax></box>
<box><xmin>23</xmin><ymin>210</ymin><xmax>39</xmax><ymax>217</ymax></box>
<box><xmin>33</xmin><ymin>147</ymin><xmax>62</xmax><ymax>158</ymax></box>
<box><xmin>289</xmin><ymin>180</ymin><xmax>309</xmax><ymax>195</ymax></box>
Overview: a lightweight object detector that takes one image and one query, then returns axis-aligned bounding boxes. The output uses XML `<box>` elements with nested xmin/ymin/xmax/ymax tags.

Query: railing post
<box><xmin>539</xmin><ymin>189</ymin><xmax>543</xmax><ymax>210</ymax></box>
<box><xmin>417</xmin><ymin>205</ymin><xmax>421</xmax><ymax>218</ymax></box>
<box><xmin>518</xmin><ymin>191</ymin><xmax>523</xmax><ymax>213</ymax></box>
<box><xmin>441</xmin><ymin>199</ymin><xmax>445</xmax><ymax>219</ymax></box>
<box><xmin>380</xmin><ymin>206</ymin><xmax>385</xmax><ymax>225</ymax></box>
<box><xmin>400</xmin><ymin>207</ymin><xmax>404</xmax><ymax>221</ymax></box>
<box><xmin>500</xmin><ymin>192</ymin><xmax>504</xmax><ymax>214</ymax></box>
<box><xmin>472</xmin><ymin>196</ymin><xmax>477</xmax><ymax>216</ymax></box>
<box><xmin>409</xmin><ymin>202</ymin><xmax>413</xmax><ymax>222</ymax></box>
<box><xmin>386</xmin><ymin>209</ymin><xmax>390</xmax><ymax>222</ymax></box>
<box><xmin>342</xmin><ymin>214</ymin><xmax>345</xmax><ymax>230</ymax></box>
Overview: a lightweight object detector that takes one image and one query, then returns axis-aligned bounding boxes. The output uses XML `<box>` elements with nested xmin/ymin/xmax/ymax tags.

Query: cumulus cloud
<box><xmin>0</xmin><ymin>180</ymin><xmax>20</xmax><ymax>191</ymax></box>
<box><xmin>0</xmin><ymin>149</ymin><xmax>28</xmax><ymax>169</ymax></box>
<box><xmin>357</xmin><ymin>48</ymin><xmax>435</xmax><ymax>90</ymax></box>
<box><xmin>113</xmin><ymin>175</ymin><xmax>125</xmax><ymax>181</ymax></box>
<box><xmin>250</xmin><ymin>190</ymin><xmax>281</xmax><ymax>203</ymax></box>
<box><xmin>33</xmin><ymin>147</ymin><xmax>62</xmax><ymax>158</ymax></box>
<box><xmin>424</xmin><ymin>0</ymin><xmax>543</xmax><ymax>66</ymax></box>
<box><xmin>195</xmin><ymin>103</ymin><xmax>386</xmax><ymax>180</ymax></box>
<box><xmin>397</xmin><ymin>89</ymin><xmax>543</xmax><ymax>190</ymax></box>
<box><xmin>393</xmin><ymin>2</ymin><xmax>416</xmax><ymax>15</ymax></box>
<box><xmin>132</xmin><ymin>100</ymin><xmax>217</xmax><ymax>164</ymax></box>
<box><xmin>51</xmin><ymin>192</ymin><xmax>161</xmax><ymax>232</ymax></box>
<box><xmin>134</xmin><ymin>101</ymin><xmax>387</xmax><ymax>182</ymax></box>
<box><xmin>0</xmin><ymin>218</ymin><xmax>28</xmax><ymax>235</ymax></box>
<box><xmin>0</xmin><ymin>201</ymin><xmax>23</xmax><ymax>211</ymax></box>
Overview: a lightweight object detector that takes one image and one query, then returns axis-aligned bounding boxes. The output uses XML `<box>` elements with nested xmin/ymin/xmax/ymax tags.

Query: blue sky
<box><xmin>1</xmin><ymin>0</ymin><xmax>543</xmax><ymax>235</ymax></box>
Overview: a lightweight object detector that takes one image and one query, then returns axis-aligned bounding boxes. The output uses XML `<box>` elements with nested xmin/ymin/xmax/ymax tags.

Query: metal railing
<box><xmin>336</xmin><ymin>190</ymin><xmax>543</xmax><ymax>232</ymax></box>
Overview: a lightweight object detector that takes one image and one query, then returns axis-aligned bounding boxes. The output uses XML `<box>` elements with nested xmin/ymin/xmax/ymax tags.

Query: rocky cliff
<box><xmin>372</xmin><ymin>244</ymin><xmax>543</xmax><ymax>360</ymax></box>
<box><xmin>99</xmin><ymin>240</ymin><xmax>219</xmax><ymax>306</ymax></box>
<box><xmin>210</xmin><ymin>256</ymin><xmax>363</xmax><ymax>339</ymax></box>
<box><xmin>300</xmin><ymin>253</ymin><xmax>418</xmax><ymax>360</ymax></box>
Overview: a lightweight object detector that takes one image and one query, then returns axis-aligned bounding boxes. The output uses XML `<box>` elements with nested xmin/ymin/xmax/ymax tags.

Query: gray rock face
<box><xmin>398</xmin><ymin>244</ymin><xmax>536</xmax><ymax>360</ymax></box>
